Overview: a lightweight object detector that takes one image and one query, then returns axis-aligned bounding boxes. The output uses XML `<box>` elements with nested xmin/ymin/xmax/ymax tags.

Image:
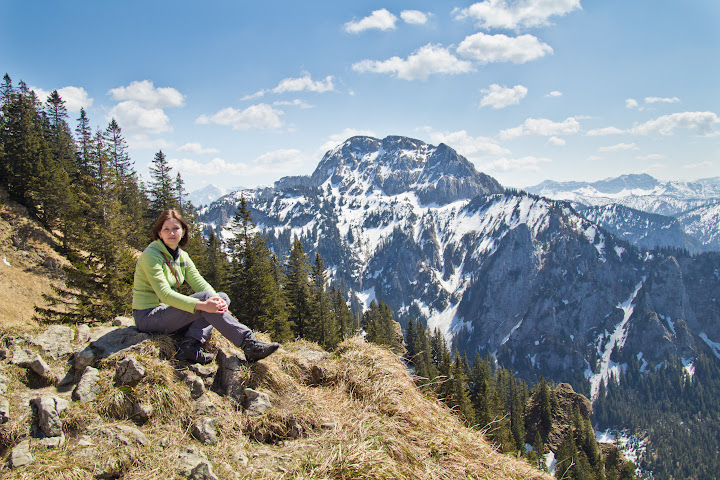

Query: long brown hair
<box><xmin>150</xmin><ymin>209</ymin><xmax>190</xmax><ymax>248</ymax></box>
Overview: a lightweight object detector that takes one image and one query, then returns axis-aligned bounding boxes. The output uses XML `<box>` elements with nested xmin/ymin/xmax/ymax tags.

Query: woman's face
<box><xmin>158</xmin><ymin>218</ymin><xmax>184</xmax><ymax>250</ymax></box>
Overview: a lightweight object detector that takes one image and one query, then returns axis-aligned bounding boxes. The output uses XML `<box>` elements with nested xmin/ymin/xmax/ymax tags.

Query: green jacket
<box><xmin>132</xmin><ymin>240</ymin><xmax>216</xmax><ymax>313</ymax></box>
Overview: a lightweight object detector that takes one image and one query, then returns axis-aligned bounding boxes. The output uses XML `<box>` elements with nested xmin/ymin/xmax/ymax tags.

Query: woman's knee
<box><xmin>217</xmin><ymin>292</ymin><xmax>230</xmax><ymax>306</ymax></box>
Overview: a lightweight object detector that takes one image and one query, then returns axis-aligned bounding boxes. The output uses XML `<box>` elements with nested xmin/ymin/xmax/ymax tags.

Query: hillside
<box><xmin>0</xmin><ymin>191</ymin><xmax>551</xmax><ymax>479</ymax></box>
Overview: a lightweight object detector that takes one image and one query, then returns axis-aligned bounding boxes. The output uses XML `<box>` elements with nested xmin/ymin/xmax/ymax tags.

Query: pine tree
<box><xmin>284</xmin><ymin>238</ymin><xmax>311</xmax><ymax>338</ymax></box>
<box><xmin>306</xmin><ymin>253</ymin><xmax>338</xmax><ymax>349</ymax></box>
<box><xmin>202</xmin><ymin>229</ymin><xmax>230</xmax><ymax>292</ymax></box>
<box><xmin>227</xmin><ymin>197</ymin><xmax>290</xmax><ymax>339</ymax></box>
<box><xmin>148</xmin><ymin>149</ymin><xmax>177</xmax><ymax>218</ymax></box>
<box><xmin>331</xmin><ymin>286</ymin><xmax>355</xmax><ymax>342</ymax></box>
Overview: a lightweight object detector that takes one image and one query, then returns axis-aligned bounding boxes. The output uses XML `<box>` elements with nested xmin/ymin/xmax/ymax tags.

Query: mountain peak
<box><xmin>308</xmin><ymin>135</ymin><xmax>503</xmax><ymax>204</ymax></box>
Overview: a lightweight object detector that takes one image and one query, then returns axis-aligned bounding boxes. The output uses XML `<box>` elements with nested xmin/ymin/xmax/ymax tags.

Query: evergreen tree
<box><xmin>148</xmin><ymin>149</ymin><xmax>177</xmax><ymax>218</ymax></box>
<box><xmin>284</xmin><ymin>238</ymin><xmax>311</xmax><ymax>338</ymax></box>
<box><xmin>227</xmin><ymin>197</ymin><xmax>290</xmax><ymax>340</ymax></box>
<box><xmin>307</xmin><ymin>253</ymin><xmax>338</xmax><ymax>349</ymax></box>
<box><xmin>331</xmin><ymin>286</ymin><xmax>355</xmax><ymax>342</ymax></box>
<box><xmin>202</xmin><ymin>229</ymin><xmax>230</xmax><ymax>292</ymax></box>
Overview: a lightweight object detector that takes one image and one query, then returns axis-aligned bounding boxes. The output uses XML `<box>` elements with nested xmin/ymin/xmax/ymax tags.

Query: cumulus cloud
<box><xmin>454</xmin><ymin>0</ymin><xmax>582</xmax><ymax>30</ymax></box>
<box><xmin>586</xmin><ymin>126</ymin><xmax>625</xmax><ymax>136</ymax></box>
<box><xmin>480</xmin><ymin>84</ymin><xmax>528</xmax><ymax>109</ymax></box>
<box><xmin>401</xmin><ymin>10</ymin><xmax>430</xmax><ymax>25</ymax></box>
<box><xmin>599</xmin><ymin>142</ymin><xmax>638</xmax><ymax>152</ymax></box>
<box><xmin>626</xmin><ymin>98</ymin><xmax>639</xmax><ymax>109</ymax></box>
<box><xmin>645</xmin><ymin>96</ymin><xmax>680</xmax><ymax>104</ymax></box>
<box><xmin>546</xmin><ymin>91</ymin><xmax>562</xmax><ymax>97</ymax></box>
<box><xmin>108</xmin><ymin>80</ymin><xmax>184</xmax><ymax>108</ymax></box>
<box><xmin>31</xmin><ymin>85</ymin><xmax>93</xmax><ymax>112</ymax></box>
<box><xmin>108</xmin><ymin>101</ymin><xmax>172</xmax><ymax>134</ymax></box>
<box><xmin>168</xmin><ymin>149</ymin><xmax>307</xmax><ymax>178</ymax></box>
<box><xmin>636</xmin><ymin>153</ymin><xmax>666</xmax><ymax>161</ymax></box>
<box><xmin>479</xmin><ymin>155</ymin><xmax>552</xmax><ymax>173</ymax></box>
<box><xmin>457</xmin><ymin>32</ymin><xmax>553</xmax><ymax>64</ymax></box>
<box><xmin>547</xmin><ymin>136</ymin><xmax>566</xmax><ymax>146</ymax></box>
<box><xmin>420</xmin><ymin>127</ymin><xmax>511</xmax><ymax>156</ymax></box>
<box><xmin>630</xmin><ymin>111</ymin><xmax>719</xmax><ymax>136</ymax></box>
<box><xmin>345</xmin><ymin>9</ymin><xmax>398</xmax><ymax>33</ymax></box>
<box><xmin>352</xmin><ymin>43</ymin><xmax>474</xmax><ymax>81</ymax></box>
<box><xmin>273</xmin><ymin>74</ymin><xmax>335</xmax><ymax>94</ymax></box>
<box><xmin>317</xmin><ymin>128</ymin><xmax>378</xmax><ymax>156</ymax></box>
<box><xmin>500</xmin><ymin>117</ymin><xmax>580</xmax><ymax>139</ymax></box>
<box><xmin>177</xmin><ymin>142</ymin><xmax>220</xmax><ymax>155</ymax></box>
<box><xmin>196</xmin><ymin>104</ymin><xmax>284</xmax><ymax>130</ymax></box>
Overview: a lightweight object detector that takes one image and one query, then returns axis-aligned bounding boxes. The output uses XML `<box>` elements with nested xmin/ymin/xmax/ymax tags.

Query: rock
<box><xmin>116</xmin><ymin>424</ymin><xmax>148</xmax><ymax>445</ymax></box>
<box><xmin>0</xmin><ymin>371</ymin><xmax>8</xmax><ymax>394</ymax></box>
<box><xmin>31</xmin><ymin>395</ymin><xmax>69</xmax><ymax>437</ymax></box>
<box><xmin>0</xmin><ymin>396</ymin><xmax>10</xmax><ymax>423</ymax></box>
<box><xmin>114</xmin><ymin>355</ymin><xmax>145</xmax><ymax>385</ymax></box>
<box><xmin>10</xmin><ymin>440</ymin><xmax>33</xmax><ymax>468</ymax></box>
<box><xmin>243</xmin><ymin>388</ymin><xmax>271</xmax><ymax>416</ymax></box>
<box><xmin>217</xmin><ymin>348</ymin><xmax>248</xmax><ymax>402</ymax></box>
<box><xmin>188</xmin><ymin>362</ymin><xmax>218</xmax><ymax>387</ymax></box>
<box><xmin>74</xmin><ymin>346</ymin><xmax>96</xmax><ymax>372</ymax></box>
<box><xmin>183</xmin><ymin>372</ymin><xmax>205</xmax><ymax>399</ymax></box>
<box><xmin>32</xmin><ymin>325</ymin><xmax>74</xmax><ymax>359</ymax></box>
<box><xmin>73</xmin><ymin>366</ymin><xmax>102</xmax><ymax>403</ymax></box>
<box><xmin>37</xmin><ymin>433</ymin><xmax>65</xmax><ymax>448</ymax></box>
<box><xmin>112</xmin><ymin>316</ymin><xmax>135</xmax><ymax>327</ymax></box>
<box><xmin>12</xmin><ymin>348</ymin><xmax>55</xmax><ymax>382</ymax></box>
<box><xmin>193</xmin><ymin>395</ymin><xmax>218</xmax><ymax>416</ymax></box>
<box><xmin>89</xmin><ymin>326</ymin><xmax>151</xmax><ymax>359</ymax></box>
<box><xmin>191</xmin><ymin>417</ymin><xmax>218</xmax><ymax>445</ymax></box>
<box><xmin>177</xmin><ymin>446</ymin><xmax>218</xmax><ymax>480</ymax></box>
<box><xmin>76</xmin><ymin>324</ymin><xmax>91</xmax><ymax>343</ymax></box>
<box><xmin>133</xmin><ymin>401</ymin><xmax>154</xmax><ymax>421</ymax></box>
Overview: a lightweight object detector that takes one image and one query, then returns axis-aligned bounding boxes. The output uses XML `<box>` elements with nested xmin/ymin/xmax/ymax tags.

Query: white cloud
<box><xmin>479</xmin><ymin>155</ymin><xmax>552</xmax><ymax>173</ymax></box>
<box><xmin>126</xmin><ymin>134</ymin><xmax>173</xmax><ymax>151</ymax></box>
<box><xmin>168</xmin><ymin>149</ymin><xmax>307</xmax><ymax>179</ymax></box>
<box><xmin>630</xmin><ymin>111</ymin><xmax>720</xmax><ymax>136</ymax></box>
<box><xmin>345</xmin><ymin>9</ymin><xmax>398</xmax><ymax>33</ymax></box>
<box><xmin>636</xmin><ymin>153</ymin><xmax>666</xmax><ymax>161</ymax></box>
<box><xmin>31</xmin><ymin>85</ymin><xmax>93</xmax><ymax>112</ymax></box>
<box><xmin>547</xmin><ymin>136</ymin><xmax>566</xmax><ymax>146</ymax></box>
<box><xmin>599</xmin><ymin>142</ymin><xmax>638</xmax><ymax>152</ymax></box>
<box><xmin>273</xmin><ymin>99</ymin><xmax>314</xmax><ymax>109</ymax></box>
<box><xmin>196</xmin><ymin>104</ymin><xmax>284</xmax><ymax>130</ymax></box>
<box><xmin>586</xmin><ymin>126</ymin><xmax>625</xmax><ymax>136</ymax></box>
<box><xmin>645</xmin><ymin>96</ymin><xmax>680</xmax><ymax>104</ymax></box>
<box><xmin>626</xmin><ymin>98</ymin><xmax>639</xmax><ymax>109</ymax></box>
<box><xmin>177</xmin><ymin>142</ymin><xmax>220</xmax><ymax>155</ymax></box>
<box><xmin>500</xmin><ymin>117</ymin><xmax>580</xmax><ymax>139</ymax></box>
<box><xmin>108</xmin><ymin>101</ymin><xmax>172</xmax><ymax>134</ymax></box>
<box><xmin>401</xmin><ymin>10</ymin><xmax>429</xmax><ymax>25</ymax></box>
<box><xmin>273</xmin><ymin>74</ymin><xmax>335</xmax><ymax>94</ymax></box>
<box><xmin>317</xmin><ymin>128</ymin><xmax>377</xmax><ymax>156</ymax></box>
<box><xmin>546</xmin><ymin>91</ymin><xmax>562</xmax><ymax>97</ymax></box>
<box><xmin>108</xmin><ymin>80</ymin><xmax>184</xmax><ymax>108</ymax></box>
<box><xmin>454</xmin><ymin>0</ymin><xmax>582</xmax><ymax>30</ymax></box>
<box><xmin>480</xmin><ymin>84</ymin><xmax>528</xmax><ymax>109</ymax></box>
<box><xmin>457</xmin><ymin>32</ymin><xmax>553</xmax><ymax>64</ymax></box>
<box><xmin>684</xmin><ymin>161</ymin><xmax>712</xmax><ymax>170</ymax></box>
<box><xmin>420</xmin><ymin>127</ymin><xmax>511</xmax><ymax>156</ymax></box>
<box><xmin>352</xmin><ymin>43</ymin><xmax>474</xmax><ymax>81</ymax></box>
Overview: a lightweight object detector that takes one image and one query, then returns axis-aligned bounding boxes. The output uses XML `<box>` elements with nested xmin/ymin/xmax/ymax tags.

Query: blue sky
<box><xmin>2</xmin><ymin>0</ymin><xmax>719</xmax><ymax>193</ymax></box>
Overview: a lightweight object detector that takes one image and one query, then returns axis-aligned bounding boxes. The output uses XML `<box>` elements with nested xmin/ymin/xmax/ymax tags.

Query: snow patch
<box><xmin>699</xmin><ymin>332</ymin><xmax>720</xmax><ymax>359</ymax></box>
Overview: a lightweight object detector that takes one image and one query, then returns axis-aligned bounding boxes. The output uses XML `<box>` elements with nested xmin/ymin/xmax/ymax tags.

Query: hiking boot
<box><xmin>175</xmin><ymin>337</ymin><xmax>214</xmax><ymax>365</ymax></box>
<box><xmin>242</xmin><ymin>337</ymin><xmax>280</xmax><ymax>362</ymax></box>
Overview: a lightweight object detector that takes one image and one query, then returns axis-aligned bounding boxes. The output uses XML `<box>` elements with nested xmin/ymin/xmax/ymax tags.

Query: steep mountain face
<box><xmin>525</xmin><ymin>174</ymin><xmax>720</xmax><ymax>253</ymax></box>
<box><xmin>200</xmin><ymin>136</ymin><xmax>720</xmax><ymax>405</ymax></box>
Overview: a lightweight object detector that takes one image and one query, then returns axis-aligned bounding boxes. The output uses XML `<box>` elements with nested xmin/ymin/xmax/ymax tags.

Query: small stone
<box><xmin>243</xmin><ymin>388</ymin><xmax>271</xmax><ymax>416</ymax></box>
<box><xmin>73</xmin><ymin>366</ymin><xmax>102</xmax><ymax>403</ymax></box>
<box><xmin>114</xmin><ymin>355</ymin><xmax>145</xmax><ymax>385</ymax></box>
<box><xmin>10</xmin><ymin>440</ymin><xmax>33</xmax><ymax>468</ymax></box>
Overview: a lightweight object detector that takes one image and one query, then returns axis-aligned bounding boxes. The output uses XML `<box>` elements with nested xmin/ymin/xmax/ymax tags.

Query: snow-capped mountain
<box><xmin>200</xmin><ymin>136</ymin><xmax>720</xmax><ymax>397</ymax></box>
<box><xmin>525</xmin><ymin>174</ymin><xmax>720</xmax><ymax>253</ymax></box>
<box><xmin>188</xmin><ymin>184</ymin><xmax>244</xmax><ymax>207</ymax></box>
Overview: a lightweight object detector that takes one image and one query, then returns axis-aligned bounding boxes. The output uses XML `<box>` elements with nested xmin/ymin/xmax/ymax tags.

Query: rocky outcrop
<box><xmin>0</xmin><ymin>323</ymin><xmax>551</xmax><ymax>480</ymax></box>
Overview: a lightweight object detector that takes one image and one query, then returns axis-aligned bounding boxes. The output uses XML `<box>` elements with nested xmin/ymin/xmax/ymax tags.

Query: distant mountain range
<box><xmin>525</xmin><ymin>174</ymin><xmax>720</xmax><ymax>253</ymax></box>
<box><xmin>188</xmin><ymin>184</ymin><xmax>244</xmax><ymax>208</ymax></box>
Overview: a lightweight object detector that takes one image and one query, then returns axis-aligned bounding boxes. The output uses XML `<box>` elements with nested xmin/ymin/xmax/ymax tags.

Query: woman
<box><xmin>132</xmin><ymin>209</ymin><xmax>279</xmax><ymax>364</ymax></box>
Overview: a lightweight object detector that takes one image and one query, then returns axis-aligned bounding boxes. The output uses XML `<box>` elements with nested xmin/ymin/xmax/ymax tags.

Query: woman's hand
<box><xmin>195</xmin><ymin>296</ymin><xmax>228</xmax><ymax>314</ymax></box>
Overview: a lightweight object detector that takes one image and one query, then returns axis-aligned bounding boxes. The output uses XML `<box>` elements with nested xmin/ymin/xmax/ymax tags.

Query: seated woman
<box><xmin>132</xmin><ymin>209</ymin><xmax>279</xmax><ymax>364</ymax></box>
